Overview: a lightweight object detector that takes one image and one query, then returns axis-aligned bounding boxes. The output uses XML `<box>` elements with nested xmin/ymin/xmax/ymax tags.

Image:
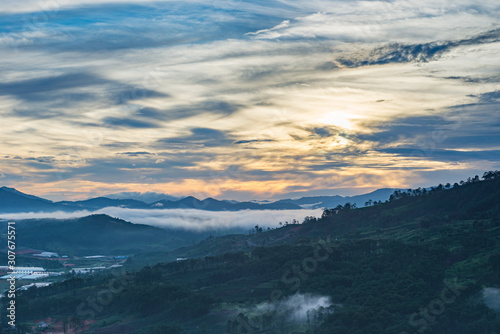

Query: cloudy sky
<box><xmin>0</xmin><ymin>0</ymin><xmax>499</xmax><ymax>201</ymax></box>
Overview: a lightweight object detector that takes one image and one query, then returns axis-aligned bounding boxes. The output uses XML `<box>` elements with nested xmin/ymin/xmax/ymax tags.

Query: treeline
<box><xmin>385</xmin><ymin>170</ymin><xmax>500</xmax><ymax>203</ymax></box>
<box><xmin>312</xmin><ymin>171</ymin><xmax>500</xmax><ymax>233</ymax></box>
<box><xmin>318</xmin><ymin>170</ymin><xmax>500</xmax><ymax>217</ymax></box>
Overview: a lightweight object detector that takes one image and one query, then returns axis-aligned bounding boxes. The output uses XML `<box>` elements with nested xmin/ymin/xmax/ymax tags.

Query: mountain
<box><xmin>150</xmin><ymin>196</ymin><xmax>302</xmax><ymax>211</ymax></box>
<box><xmin>273</xmin><ymin>188</ymin><xmax>396</xmax><ymax>209</ymax></box>
<box><xmin>57</xmin><ymin>197</ymin><xmax>150</xmax><ymax>210</ymax></box>
<box><xmin>104</xmin><ymin>191</ymin><xmax>182</xmax><ymax>203</ymax></box>
<box><xmin>0</xmin><ymin>186</ymin><xmax>73</xmax><ymax>213</ymax></box>
<box><xmin>12</xmin><ymin>172</ymin><xmax>500</xmax><ymax>334</ymax></box>
<box><xmin>0</xmin><ymin>187</ymin><xmax>395</xmax><ymax>213</ymax></box>
<box><xmin>142</xmin><ymin>171</ymin><xmax>500</xmax><ymax>261</ymax></box>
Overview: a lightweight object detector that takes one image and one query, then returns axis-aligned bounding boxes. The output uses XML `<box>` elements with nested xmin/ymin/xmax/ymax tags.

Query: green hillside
<box><xmin>0</xmin><ymin>214</ymin><xmax>226</xmax><ymax>256</ymax></box>
<box><xmin>134</xmin><ymin>172</ymin><xmax>500</xmax><ymax>265</ymax></box>
<box><xmin>0</xmin><ymin>215</ymin><xmax>180</xmax><ymax>256</ymax></box>
<box><xmin>3</xmin><ymin>172</ymin><xmax>500</xmax><ymax>334</ymax></box>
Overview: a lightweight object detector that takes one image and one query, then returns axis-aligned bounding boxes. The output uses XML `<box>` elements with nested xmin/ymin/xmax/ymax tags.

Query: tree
<box><xmin>254</xmin><ymin>225</ymin><xmax>263</xmax><ymax>233</ymax></box>
<box><xmin>482</xmin><ymin>170</ymin><xmax>500</xmax><ymax>180</ymax></box>
<box><xmin>343</xmin><ymin>202</ymin><xmax>356</xmax><ymax>210</ymax></box>
<box><xmin>70</xmin><ymin>317</ymin><xmax>84</xmax><ymax>330</ymax></box>
<box><xmin>303</xmin><ymin>216</ymin><xmax>317</xmax><ymax>224</ymax></box>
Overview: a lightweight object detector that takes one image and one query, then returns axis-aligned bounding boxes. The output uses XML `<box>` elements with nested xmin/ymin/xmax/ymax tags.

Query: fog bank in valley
<box><xmin>483</xmin><ymin>288</ymin><xmax>500</xmax><ymax>312</ymax></box>
<box><xmin>0</xmin><ymin>208</ymin><xmax>323</xmax><ymax>232</ymax></box>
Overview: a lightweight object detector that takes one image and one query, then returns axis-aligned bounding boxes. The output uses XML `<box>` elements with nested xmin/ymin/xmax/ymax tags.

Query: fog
<box><xmin>0</xmin><ymin>208</ymin><xmax>323</xmax><ymax>232</ymax></box>
<box><xmin>256</xmin><ymin>293</ymin><xmax>334</xmax><ymax>323</ymax></box>
<box><xmin>483</xmin><ymin>288</ymin><xmax>500</xmax><ymax>312</ymax></box>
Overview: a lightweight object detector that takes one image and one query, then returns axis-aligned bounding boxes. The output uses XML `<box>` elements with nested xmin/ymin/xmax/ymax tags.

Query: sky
<box><xmin>0</xmin><ymin>0</ymin><xmax>499</xmax><ymax>201</ymax></box>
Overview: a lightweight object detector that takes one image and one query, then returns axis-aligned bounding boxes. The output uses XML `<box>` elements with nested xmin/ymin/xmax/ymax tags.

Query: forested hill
<box><xmin>0</xmin><ymin>215</ymin><xmax>171</xmax><ymax>255</ymax></box>
<box><xmin>161</xmin><ymin>171</ymin><xmax>500</xmax><ymax>260</ymax></box>
<box><xmin>286</xmin><ymin>170</ymin><xmax>500</xmax><ymax>240</ymax></box>
<box><xmin>0</xmin><ymin>214</ymin><xmax>224</xmax><ymax>256</ymax></box>
<box><xmin>4</xmin><ymin>172</ymin><xmax>500</xmax><ymax>334</ymax></box>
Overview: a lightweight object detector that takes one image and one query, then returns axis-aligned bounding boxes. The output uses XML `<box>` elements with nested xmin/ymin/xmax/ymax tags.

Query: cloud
<box><xmin>164</xmin><ymin>101</ymin><xmax>241</xmax><ymax>119</ymax></box>
<box><xmin>132</xmin><ymin>101</ymin><xmax>242</xmax><ymax>124</ymax></box>
<box><xmin>255</xmin><ymin>293</ymin><xmax>334</xmax><ymax>323</ymax></box>
<box><xmin>336</xmin><ymin>28</ymin><xmax>500</xmax><ymax>68</ymax></box>
<box><xmin>113</xmin><ymin>87</ymin><xmax>170</xmax><ymax>105</ymax></box>
<box><xmin>0</xmin><ymin>211</ymin><xmax>94</xmax><ymax>221</ymax></box>
<box><xmin>381</xmin><ymin>148</ymin><xmax>500</xmax><ymax>162</ymax></box>
<box><xmin>479</xmin><ymin>90</ymin><xmax>500</xmax><ymax>103</ymax></box>
<box><xmin>102</xmin><ymin>117</ymin><xmax>160</xmax><ymax>129</ymax></box>
<box><xmin>0</xmin><ymin>208</ymin><xmax>324</xmax><ymax>232</ymax></box>
<box><xmin>1</xmin><ymin>0</ymin><xmax>500</xmax><ymax>200</ymax></box>
<box><xmin>117</xmin><ymin>151</ymin><xmax>156</xmax><ymax>156</ymax></box>
<box><xmin>336</xmin><ymin>42</ymin><xmax>453</xmax><ymax>67</ymax></box>
<box><xmin>0</xmin><ymin>2</ymin><xmax>291</xmax><ymax>52</ymax></box>
<box><xmin>234</xmin><ymin>139</ymin><xmax>275</xmax><ymax>144</ymax></box>
<box><xmin>358</xmin><ymin>116</ymin><xmax>454</xmax><ymax>144</ymax></box>
<box><xmin>0</xmin><ymin>72</ymin><xmax>108</xmax><ymax>101</ymax></box>
<box><xmin>483</xmin><ymin>288</ymin><xmax>500</xmax><ymax>312</ymax></box>
<box><xmin>246</xmin><ymin>19</ymin><xmax>291</xmax><ymax>37</ymax></box>
<box><xmin>159</xmin><ymin>127</ymin><xmax>234</xmax><ymax>148</ymax></box>
<box><xmin>445</xmin><ymin>135</ymin><xmax>500</xmax><ymax>149</ymax></box>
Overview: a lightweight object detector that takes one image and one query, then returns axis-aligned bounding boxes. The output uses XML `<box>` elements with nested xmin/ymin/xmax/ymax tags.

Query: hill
<box><xmin>4</xmin><ymin>172</ymin><xmax>500</xmax><ymax>334</ymax></box>
<box><xmin>134</xmin><ymin>172</ymin><xmax>500</xmax><ymax>263</ymax></box>
<box><xmin>0</xmin><ymin>214</ymin><xmax>211</xmax><ymax>256</ymax></box>
<box><xmin>0</xmin><ymin>186</ymin><xmax>72</xmax><ymax>213</ymax></box>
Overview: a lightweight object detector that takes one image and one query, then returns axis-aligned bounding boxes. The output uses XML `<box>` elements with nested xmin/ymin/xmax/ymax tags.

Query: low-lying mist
<box><xmin>256</xmin><ymin>293</ymin><xmax>334</xmax><ymax>323</ymax></box>
<box><xmin>483</xmin><ymin>288</ymin><xmax>500</xmax><ymax>312</ymax></box>
<box><xmin>0</xmin><ymin>208</ymin><xmax>323</xmax><ymax>232</ymax></box>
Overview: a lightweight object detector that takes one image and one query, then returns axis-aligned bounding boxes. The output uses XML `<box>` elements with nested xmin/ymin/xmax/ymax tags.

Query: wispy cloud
<box><xmin>0</xmin><ymin>0</ymin><xmax>499</xmax><ymax>200</ymax></box>
<box><xmin>336</xmin><ymin>28</ymin><xmax>500</xmax><ymax>68</ymax></box>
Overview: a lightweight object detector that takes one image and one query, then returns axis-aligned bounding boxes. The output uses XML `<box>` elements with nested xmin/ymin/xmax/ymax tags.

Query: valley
<box><xmin>1</xmin><ymin>172</ymin><xmax>499</xmax><ymax>333</ymax></box>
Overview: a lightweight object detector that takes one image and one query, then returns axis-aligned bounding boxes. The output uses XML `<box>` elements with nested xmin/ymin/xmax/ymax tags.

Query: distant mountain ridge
<box><xmin>150</xmin><ymin>196</ymin><xmax>302</xmax><ymax>211</ymax></box>
<box><xmin>105</xmin><ymin>191</ymin><xmax>182</xmax><ymax>203</ymax></box>
<box><xmin>57</xmin><ymin>197</ymin><xmax>150</xmax><ymax>210</ymax></box>
<box><xmin>0</xmin><ymin>186</ymin><xmax>71</xmax><ymax>213</ymax></box>
<box><xmin>0</xmin><ymin>186</ymin><xmax>396</xmax><ymax>213</ymax></box>
<box><xmin>273</xmin><ymin>188</ymin><xmax>396</xmax><ymax>209</ymax></box>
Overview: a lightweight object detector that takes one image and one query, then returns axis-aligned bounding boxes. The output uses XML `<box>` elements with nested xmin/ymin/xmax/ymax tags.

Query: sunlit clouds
<box><xmin>0</xmin><ymin>0</ymin><xmax>499</xmax><ymax>200</ymax></box>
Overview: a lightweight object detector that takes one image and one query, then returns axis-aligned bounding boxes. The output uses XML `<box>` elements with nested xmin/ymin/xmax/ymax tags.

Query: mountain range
<box><xmin>0</xmin><ymin>186</ymin><xmax>395</xmax><ymax>213</ymax></box>
<box><xmin>9</xmin><ymin>172</ymin><xmax>500</xmax><ymax>334</ymax></box>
